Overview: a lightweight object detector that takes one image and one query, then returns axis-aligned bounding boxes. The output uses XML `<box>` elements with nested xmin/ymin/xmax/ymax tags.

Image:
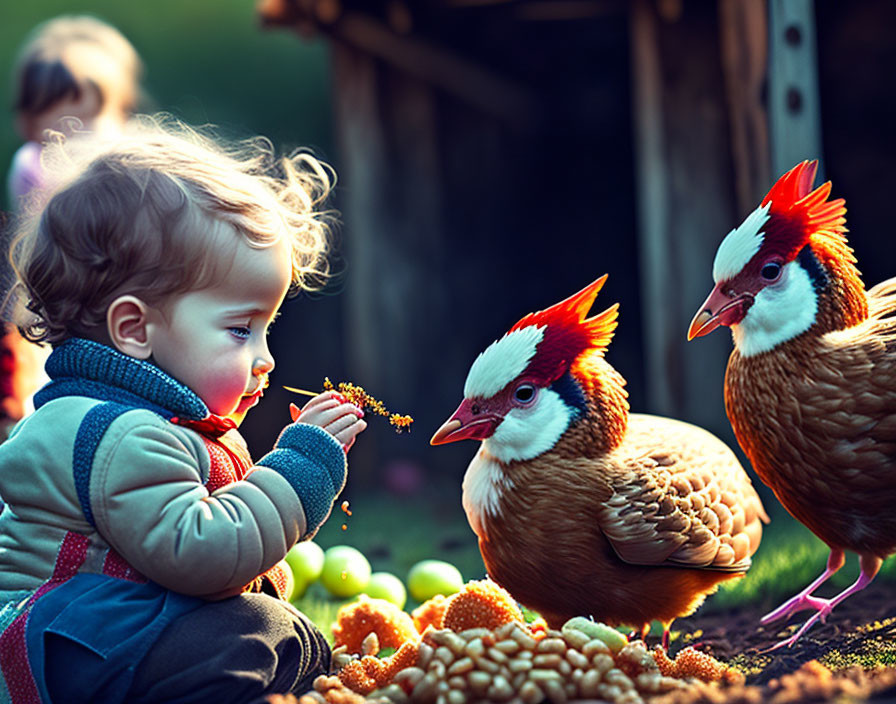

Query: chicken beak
<box><xmin>688</xmin><ymin>307</ymin><xmax>720</xmax><ymax>341</ymax></box>
<box><xmin>688</xmin><ymin>284</ymin><xmax>749</xmax><ymax>340</ymax></box>
<box><xmin>430</xmin><ymin>399</ymin><xmax>501</xmax><ymax>445</ymax></box>
<box><xmin>431</xmin><ymin>418</ymin><xmax>463</xmax><ymax>445</ymax></box>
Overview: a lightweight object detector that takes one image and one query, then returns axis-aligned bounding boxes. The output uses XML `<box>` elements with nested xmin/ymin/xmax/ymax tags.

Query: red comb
<box><xmin>510</xmin><ymin>275</ymin><xmax>608</xmax><ymax>331</ymax></box>
<box><xmin>510</xmin><ymin>276</ymin><xmax>619</xmax><ymax>385</ymax></box>
<box><xmin>759</xmin><ymin>160</ymin><xmax>847</xmax><ymax>261</ymax></box>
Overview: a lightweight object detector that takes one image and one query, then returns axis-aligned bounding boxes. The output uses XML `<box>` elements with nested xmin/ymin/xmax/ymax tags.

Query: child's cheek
<box><xmin>196</xmin><ymin>363</ymin><xmax>247</xmax><ymax>416</ymax></box>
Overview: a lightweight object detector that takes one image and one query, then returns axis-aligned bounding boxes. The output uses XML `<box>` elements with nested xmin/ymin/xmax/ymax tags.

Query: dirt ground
<box><xmin>660</xmin><ymin>579</ymin><xmax>896</xmax><ymax>702</ymax></box>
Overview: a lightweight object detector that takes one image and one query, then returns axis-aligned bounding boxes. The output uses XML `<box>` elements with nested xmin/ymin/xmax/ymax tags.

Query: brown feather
<box><xmin>725</xmin><ymin>277</ymin><xmax>896</xmax><ymax>559</ymax></box>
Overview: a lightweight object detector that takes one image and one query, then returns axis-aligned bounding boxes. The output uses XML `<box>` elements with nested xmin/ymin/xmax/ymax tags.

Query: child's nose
<box><xmin>252</xmin><ymin>337</ymin><xmax>275</xmax><ymax>375</ymax></box>
<box><xmin>253</xmin><ymin>354</ymin><xmax>274</xmax><ymax>375</ymax></box>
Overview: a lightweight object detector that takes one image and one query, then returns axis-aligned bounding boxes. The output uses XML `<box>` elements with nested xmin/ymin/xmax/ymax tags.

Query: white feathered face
<box><xmin>690</xmin><ymin>202</ymin><xmax>824</xmax><ymax>356</ymax></box>
<box><xmin>431</xmin><ymin>324</ymin><xmax>582</xmax><ymax>463</ymax></box>
<box><xmin>690</xmin><ymin>161</ymin><xmax>851</xmax><ymax>355</ymax></box>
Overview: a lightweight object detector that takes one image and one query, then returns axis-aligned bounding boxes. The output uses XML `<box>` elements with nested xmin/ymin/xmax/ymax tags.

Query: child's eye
<box><xmin>228</xmin><ymin>326</ymin><xmax>251</xmax><ymax>340</ymax></box>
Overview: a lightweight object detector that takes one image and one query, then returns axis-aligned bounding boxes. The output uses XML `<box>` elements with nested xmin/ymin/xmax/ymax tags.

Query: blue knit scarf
<box><xmin>32</xmin><ymin>338</ymin><xmax>208</xmax><ymax>421</ymax></box>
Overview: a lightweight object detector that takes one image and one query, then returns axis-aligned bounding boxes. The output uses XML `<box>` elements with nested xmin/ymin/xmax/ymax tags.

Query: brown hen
<box><xmin>689</xmin><ymin>161</ymin><xmax>896</xmax><ymax>648</ymax></box>
<box><xmin>433</xmin><ymin>276</ymin><xmax>767</xmax><ymax>644</ymax></box>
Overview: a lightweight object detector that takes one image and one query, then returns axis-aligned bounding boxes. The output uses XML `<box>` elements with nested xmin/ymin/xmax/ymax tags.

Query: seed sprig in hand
<box><xmin>284</xmin><ymin>379</ymin><xmax>414</xmax><ymax>433</ymax></box>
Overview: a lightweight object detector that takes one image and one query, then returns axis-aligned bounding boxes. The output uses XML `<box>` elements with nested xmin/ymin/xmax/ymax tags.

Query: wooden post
<box><xmin>331</xmin><ymin>41</ymin><xmax>451</xmax><ymax>478</ymax></box>
<box><xmin>629</xmin><ymin>0</ymin><xmax>737</xmax><ymax>437</ymax></box>
<box><xmin>718</xmin><ymin>0</ymin><xmax>772</xmax><ymax>213</ymax></box>
<box><xmin>767</xmin><ymin>0</ymin><xmax>824</xmax><ymax>179</ymax></box>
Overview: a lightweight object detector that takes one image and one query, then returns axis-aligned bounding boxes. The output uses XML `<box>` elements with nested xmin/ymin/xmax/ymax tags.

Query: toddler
<box><xmin>8</xmin><ymin>15</ymin><xmax>143</xmax><ymax>206</ymax></box>
<box><xmin>0</xmin><ymin>117</ymin><xmax>366</xmax><ymax>703</ymax></box>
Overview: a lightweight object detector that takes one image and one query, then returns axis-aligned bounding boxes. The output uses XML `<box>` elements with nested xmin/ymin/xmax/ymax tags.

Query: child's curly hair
<box><xmin>9</xmin><ymin>115</ymin><xmax>336</xmax><ymax>344</ymax></box>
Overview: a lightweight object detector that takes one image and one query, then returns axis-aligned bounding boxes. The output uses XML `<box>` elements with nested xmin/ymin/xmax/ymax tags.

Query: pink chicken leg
<box><xmin>762</xmin><ymin>550</ymin><xmax>882</xmax><ymax>650</ymax></box>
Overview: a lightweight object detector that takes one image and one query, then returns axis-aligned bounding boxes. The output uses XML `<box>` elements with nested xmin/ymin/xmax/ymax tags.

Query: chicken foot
<box><xmin>627</xmin><ymin>621</ymin><xmax>675</xmax><ymax>651</ymax></box>
<box><xmin>761</xmin><ymin>548</ymin><xmax>845</xmax><ymax>625</ymax></box>
<box><xmin>764</xmin><ymin>552</ymin><xmax>882</xmax><ymax>651</ymax></box>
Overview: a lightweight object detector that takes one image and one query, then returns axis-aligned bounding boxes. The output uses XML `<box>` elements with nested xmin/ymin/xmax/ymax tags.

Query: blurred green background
<box><xmin>0</xmin><ymin>0</ymin><xmax>334</xmax><ymax>213</ymax></box>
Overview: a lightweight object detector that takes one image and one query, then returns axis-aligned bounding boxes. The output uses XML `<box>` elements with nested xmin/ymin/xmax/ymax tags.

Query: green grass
<box><xmin>291</xmin><ymin>587</ymin><xmax>345</xmax><ymax>642</ymax></box>
<box><xmin>310</xmin><ymin>490</ymin><xmax>485</xmax><ymax>585</ymax></box>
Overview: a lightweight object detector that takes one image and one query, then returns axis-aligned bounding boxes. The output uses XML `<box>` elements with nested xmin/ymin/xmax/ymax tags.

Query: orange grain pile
<box><xmin>411</xmin><ymin>594</ymin><xmax>449</xmax><ymax>634</ymax></box>
<box><xmin>332</xmin><ymin>595</ymin><xmax>418</xmax><ymax>655</ymax></box>
<box><xmin>307</xmin><ymin>580</ymin><xmax>814</xmax><ymax>704</ymax></box>
<box><xmin>440</xmin><ymin>579</ymin><xmax>524</xmax><ymax>632</ymax></box>
<box><xmin>335</xmin><ymin>641</ymin><xmax>420</xmax><ymax>696</ymax></box>
<box><xmin>652</xmin><ymin>645</ymin><xmax>744</xmax><ymax>685</ymax></box>
<box><xmin>310</xmin><ymin>579</ymin><xmax>704</xmax><ymax>703</ymax></box>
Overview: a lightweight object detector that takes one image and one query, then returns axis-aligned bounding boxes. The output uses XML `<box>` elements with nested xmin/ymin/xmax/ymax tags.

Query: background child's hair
<box><xmin>13</xmin><ymin>15</ymin><xmax>143</xmax><ymax>123</ymax></box>
<box><xmin>8</xmin><ymin>115</ymin><xmax>335</xmax><ymax>344</ymax></box>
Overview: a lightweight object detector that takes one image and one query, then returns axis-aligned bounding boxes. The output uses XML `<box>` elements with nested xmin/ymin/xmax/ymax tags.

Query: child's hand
<box><xmin>289</xmin><ymin>392</ymin><xmax>367</xmax><ymax>452</ymax></box>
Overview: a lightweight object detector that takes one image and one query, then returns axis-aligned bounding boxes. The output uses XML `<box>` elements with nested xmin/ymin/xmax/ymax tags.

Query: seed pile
<box><xmin>296</xmin><ymin>580</ymin><xmax>727</xmax><ymax>704</ymax></box>
<box><xmin>305</xmin><ymin>621</ymin><xmax>688</xmax><ymax>704</ymax></box>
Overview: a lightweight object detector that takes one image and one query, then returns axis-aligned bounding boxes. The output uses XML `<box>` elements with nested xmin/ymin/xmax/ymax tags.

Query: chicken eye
<box><xmin>761</xmin><ymin>261</ymin><xmax>782</xmax><ymax>281</ymax></box>
<box><xmin>513</xmin><ymin>384</ymin><xmax>536</xmax><ymax>405</ymax></box>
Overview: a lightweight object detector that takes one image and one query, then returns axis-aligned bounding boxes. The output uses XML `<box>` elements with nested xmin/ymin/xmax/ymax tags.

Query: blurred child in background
<box><xmin>7</xmin><ymin>14</ymin><xmax>143</xmax><ymax>205</ymax></box>
<box><xmin>0</xmin><ymin>116</ymin><xmax>365</xmax><ymax>702</ymax></box>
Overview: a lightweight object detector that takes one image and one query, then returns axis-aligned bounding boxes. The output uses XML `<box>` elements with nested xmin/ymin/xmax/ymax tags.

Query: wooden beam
<box><xmin>513</xmin><ymin>1</ymin><xmax>621</xmax><ymax>21</ymax></box>
<box><xmin>767</xmin><ymin>0</ymin><xmax>824</xmax><ymax>179</ymax></box>
<box><xmin>630</xmin><ymin>0</ymin><xmax>674</xmax><ymax>413</ymax></box>
<box><xmin>440</xmin><ymin>0</ymin><xmax>515</xmax><ymax>7</ymax></box>
<box><xmin>302</xmin><ymin>9</ymin><xmax>538</xmax><ymax>129</ymax></box>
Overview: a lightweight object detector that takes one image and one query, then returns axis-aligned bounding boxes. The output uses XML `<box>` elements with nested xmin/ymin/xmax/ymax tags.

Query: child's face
<box><xmin>146</xmin><ymin>235</ymin><xmax>292</xmax><ymax>422</ymax></box>
<box><xmin>20</xmin><ymin>43</ymin><xmax>134</xmax><ymax>142</ymax></box>
<box><xmin>20</xmin><ymin>84</ymin><xmax>104</xmax><ymax>142</ymax></box>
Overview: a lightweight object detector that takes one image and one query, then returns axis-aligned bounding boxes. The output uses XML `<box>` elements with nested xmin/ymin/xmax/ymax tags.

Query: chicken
<box><xmin>432</xmin><ymin>276</ymin><xmax>767</xmax><ymax>645</ymax></box>
<box><xmin>688</xmin><ymin>160</ymin><xmax>896</xmax><ymax>649</ymax></box>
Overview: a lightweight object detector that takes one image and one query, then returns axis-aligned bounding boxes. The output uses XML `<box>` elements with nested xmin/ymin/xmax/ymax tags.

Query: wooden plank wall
<box><xmin>328</xmin><ymin>33</ymin><xmax>525</xmax><ymax>483</ymax></box>
<box><xmin>629</xmin><ymin>0</ymin><xmax>739</xmax><ymax>438</ymax></box>
<box><xmin>719</xmin><ymin>0</ymin><xmax>771</xmax><ymax>213</ymax></box>
<box><xmin>330</xmin><ymin>42</ymin><xmax>452</xmax><ymax>479</ymax></box>
<box><xmin>291</xmin><ymin>0</ymin><xmax>828</xmax><ymax>478</ymax></box>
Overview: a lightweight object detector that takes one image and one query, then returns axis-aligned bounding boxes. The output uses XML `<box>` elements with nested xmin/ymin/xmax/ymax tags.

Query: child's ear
<box><xmin>107</xmin><ymin>295</ymin><xmax>152</xmax><ymax>359</ymax></box>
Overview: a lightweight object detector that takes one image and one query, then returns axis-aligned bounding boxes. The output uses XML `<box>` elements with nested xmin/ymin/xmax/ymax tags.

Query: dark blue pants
<box><xmin>124</xmin><ymin>594</ymin><xmax>330</xmax><ymax>703</ymax></box>
<box><xmin>41</xmin><ymin>590</ymin><xmax>330</xmax><ymax>703</ymax></box>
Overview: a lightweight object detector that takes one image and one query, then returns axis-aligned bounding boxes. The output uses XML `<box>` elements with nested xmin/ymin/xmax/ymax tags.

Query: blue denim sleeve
<box><xmin>256</xmin><ymin>423</ymin><xmax>347</xmax><ymax>538</ymax></box>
